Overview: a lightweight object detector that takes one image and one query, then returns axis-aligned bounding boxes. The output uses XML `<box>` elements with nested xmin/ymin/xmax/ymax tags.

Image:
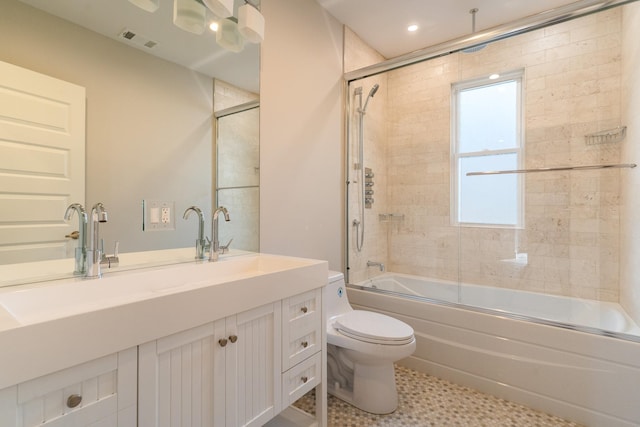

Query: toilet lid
<box><xmin>333</xmin><ymin>310</ymin><xmax>414</xmax><ymax>345</ymax></box>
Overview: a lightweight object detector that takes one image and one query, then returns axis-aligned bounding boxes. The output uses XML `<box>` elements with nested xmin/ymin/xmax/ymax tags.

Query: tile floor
<box><xmin>294</xmin><ymin>365</ymin><xmax>583</xmax><ymax>426</ymax></box>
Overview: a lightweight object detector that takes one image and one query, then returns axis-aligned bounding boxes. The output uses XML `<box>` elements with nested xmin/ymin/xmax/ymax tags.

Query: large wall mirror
<box><xmin>0</xmin><ymin>0</ymin><xmax>259</xmax><ymax>286</ymax></box>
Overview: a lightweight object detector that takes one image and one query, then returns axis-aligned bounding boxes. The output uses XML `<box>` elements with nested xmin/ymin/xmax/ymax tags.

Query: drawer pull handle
<box><xmin>66</xmin><ymin>394</ymin><xmax>82</xmax><ymax>408</ymax></box>
<box><xmin>229</xmin><ymin>335</ymin><xmax>238</xmax><ymax>343</ymax></box>
<box><xmin>219</xmin><ymin>338</ymin><xmax>228</xmax><ymax>347</ymax></box>
<box><xmin>301</xmin><ymin>376</ymin><xmax>308</xmax><ymax>383</ymax></box>
<box><xmin>301</xmin><ymin>341</ymin><xmax>309</xmax><ymax>348</ymax></box>
<box><xmin>300</xmin><ymin>306</ymin><xmax>308</xmax><ymax>314</ymax></box>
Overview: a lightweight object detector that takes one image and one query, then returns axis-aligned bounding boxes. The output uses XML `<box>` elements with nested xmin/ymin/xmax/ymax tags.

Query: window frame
<box><xmin>450</xmin><ymin>69</ymin><xmax>525</xmax><ymax>228</ymax></box>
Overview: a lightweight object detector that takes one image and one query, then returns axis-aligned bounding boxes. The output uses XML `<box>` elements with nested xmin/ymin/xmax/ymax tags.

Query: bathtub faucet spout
<box><xmin>367</xmin><ymin>260</ymin><xmax>385</xmax><ymax>272</ymax></box>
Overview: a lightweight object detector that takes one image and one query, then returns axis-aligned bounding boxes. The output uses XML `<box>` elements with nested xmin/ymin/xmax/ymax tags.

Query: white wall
<box><xmin>0</xmin><ymin>0</ymin><xmax>213</xmax><ymax>255</ymax></box>
<box><xmin>260</xmin><ymin>0</ymin><xmax>344</xmax><ymax>270</ymax></box>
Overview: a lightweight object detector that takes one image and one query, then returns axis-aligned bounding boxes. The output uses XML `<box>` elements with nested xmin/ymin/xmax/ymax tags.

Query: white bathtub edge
<box><xmin>350</xmin><ymin>288</ymin><xmax>640</xmax><ymax>427</ymax></box>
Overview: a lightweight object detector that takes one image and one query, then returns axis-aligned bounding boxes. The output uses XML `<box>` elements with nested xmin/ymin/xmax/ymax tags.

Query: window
<box><xmin>452</xmin><ymin>70</ymin><xmax>524</xmax><ymax>227</ymax></box>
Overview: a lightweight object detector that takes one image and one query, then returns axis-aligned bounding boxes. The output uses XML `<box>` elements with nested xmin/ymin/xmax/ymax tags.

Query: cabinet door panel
<box><xmin>228</xmin><ymin>302</ymin><xmax>281</xmax><ymax>427</ymax></box>
<box><xmin>0</xmin><ymin>348</ymin><xmax>136</xmax><ymax>427</ymax></box>
<box><xmin>139</xmin><ymin>322</ymin><xmax>223</xmax><ymax>427</ymax></box>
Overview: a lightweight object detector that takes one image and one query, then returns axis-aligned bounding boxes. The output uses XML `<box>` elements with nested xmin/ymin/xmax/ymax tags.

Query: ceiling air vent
<box><xmin>118</xmin><ymin>29</ymin><xmax>158</xmax><ymax>49</ymax></box>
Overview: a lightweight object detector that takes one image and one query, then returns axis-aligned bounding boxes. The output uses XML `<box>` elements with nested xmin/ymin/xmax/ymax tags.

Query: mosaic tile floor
<box><xmin>294</xmin><ymin>365</ymin><xmax>583</xmax><ymax>427</ymax></box>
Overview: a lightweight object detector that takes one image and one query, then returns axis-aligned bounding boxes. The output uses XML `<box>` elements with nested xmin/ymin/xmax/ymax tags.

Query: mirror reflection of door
<box><xmin>0</xmin><ymin>61</ymin><xmax>86</xmax><ymax>264</ymax></box>
<box><xmin>215</xmin><ymin>102</ymin><xmax>260</xmax><ymax>252</ymax></box>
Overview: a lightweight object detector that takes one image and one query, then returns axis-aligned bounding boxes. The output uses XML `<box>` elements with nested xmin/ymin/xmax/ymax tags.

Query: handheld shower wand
<box><xmin>353</xmin><ymin>83</ymin><xmax>380</xmax><ymax>252</ymax></box>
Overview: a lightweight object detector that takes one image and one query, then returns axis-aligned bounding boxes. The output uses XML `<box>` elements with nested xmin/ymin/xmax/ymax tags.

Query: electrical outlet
<box><xmin>143</xmin><ymin>200</ymin><xmax>175</xmax><ymax>231</ymax></box>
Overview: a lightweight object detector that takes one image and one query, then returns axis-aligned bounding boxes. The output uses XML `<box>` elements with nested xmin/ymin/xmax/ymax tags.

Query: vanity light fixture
<box><xmin>202</xmin><ymin>0</ymin><xmax>233</xmax><ymax>18</ymax></box>
<box><xmin>238</xmin><ymin>1</ymin><xmax>265</xmax><ymax>43</ymax></box>
<box><xmin>127</xmin><ymin>0</ymin><xmax>159</xmax><ymax>13</ymax></box>
<box><xmin>216</xmin><ymin>17</ymin><xmax>245</xmax><ymax>52</ymax></box>
<box><xmin>174</xmin><ymin>0</ymin><xmax>207</xmax><ymax>34</ymax></box>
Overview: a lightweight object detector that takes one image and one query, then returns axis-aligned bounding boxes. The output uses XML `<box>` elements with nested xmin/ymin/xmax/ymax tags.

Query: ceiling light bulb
<box><xmin>489</xmin><ymin>73</ymin><xmax>500</xmax><ymax>80</ymax></box>
<box><xmin>408</xmin><ymin>24</ymin><xmax>418</xmax><ymax>32</ymax></box>
<box><xmin>210</xmin><ymin>21</ymin><xmax>219</xmax><ymax>32</ymax></box>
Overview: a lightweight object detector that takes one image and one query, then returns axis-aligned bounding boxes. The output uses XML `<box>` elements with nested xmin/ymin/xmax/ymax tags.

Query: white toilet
<box><xmin>324</xmin><ymin>271</ymin><xmax>416</xmax><ymax>414</ymax></box>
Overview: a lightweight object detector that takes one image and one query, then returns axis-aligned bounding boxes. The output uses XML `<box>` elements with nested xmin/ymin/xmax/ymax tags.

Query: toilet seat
<box><xmin>333</xmin><ymin>310</ymin><xmax>414</xmax><ymax>345</ymax></box>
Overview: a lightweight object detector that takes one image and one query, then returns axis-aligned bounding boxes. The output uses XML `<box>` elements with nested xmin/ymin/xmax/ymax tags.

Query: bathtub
<box><xmin>347</xmin><ymin>272</ymin><xmax>640</xmax><ymax>427</ymax></box>
<box><xmin>360</xmin><ymin>273</ymin><xmax>640</xmax><ymax>336</ymax></box>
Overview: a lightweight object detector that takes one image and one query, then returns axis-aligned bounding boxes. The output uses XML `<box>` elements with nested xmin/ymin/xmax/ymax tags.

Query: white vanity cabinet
<box><xmin>0</xmin><ymin>348</ymin><xmax>137</xmax><ymax>427</ymax></box>
<box><xmin>138</xmin><ymin>302</ymin><xmax>282</xmax><ymax>427</ymax></box>
<box><xmin>0</xmin><ymin>253</ymin><xmax>328</xmax><ymax>427</ymax></box>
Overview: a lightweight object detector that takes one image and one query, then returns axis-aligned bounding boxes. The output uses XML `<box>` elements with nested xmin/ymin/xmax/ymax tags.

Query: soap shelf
<box><xmin>585</xmin><ymin>126</ymin><xmax>626</xmax><ymax>145</ymax></box>
<box><xmin>379</xmin><ymin>213</ymin><xmax>405</xmax><ymax>222</ymax></box>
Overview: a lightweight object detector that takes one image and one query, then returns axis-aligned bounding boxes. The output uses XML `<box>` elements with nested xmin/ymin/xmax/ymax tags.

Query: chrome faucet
<box><xmin>86</xmin><ymin>202</ymin><xmax>108</xmax><ymax>278</ymax></box>
<box><xmin>183</xmin><ymin>206</ymin><xmax>208</xmax><ymax>260</ymax></box>
<box><xmin>210</xmin><ymin>206</ymin><xmax>230</xmax><ymax>262</ymax></box>
<box><xmin>64</xmin><ymin>203</ymin><xmax>88</xmax><ymax>275</ymax></box>
<box><xmin>367</xmin><ymin>260</ymin><xmax>385</xmax><ymax>272</ymax></box>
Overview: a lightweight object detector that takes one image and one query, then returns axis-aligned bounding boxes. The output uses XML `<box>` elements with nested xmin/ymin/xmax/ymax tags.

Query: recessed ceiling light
<box><xmin>209</xmin><ymin>21</ymin><xmax>219</xmax><ymax>32</ymax></box>
<box><xmin>407</xmin><ymin>24</ymin><xmax>418</xmax><ymax>32</ymax></box>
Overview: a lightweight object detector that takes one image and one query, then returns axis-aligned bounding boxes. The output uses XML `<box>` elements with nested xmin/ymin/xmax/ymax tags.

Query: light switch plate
<box><xmin>143</xmin><ymin>200</ymin><xmax>175</xmax><ymax>231</ymax></box>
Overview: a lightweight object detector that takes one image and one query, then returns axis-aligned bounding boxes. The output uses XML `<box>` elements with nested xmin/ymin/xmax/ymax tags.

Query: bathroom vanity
<box><xmin>0</xmin><ymin>253</ymin><xmax>328</xmax><ymax>427</ymax></box>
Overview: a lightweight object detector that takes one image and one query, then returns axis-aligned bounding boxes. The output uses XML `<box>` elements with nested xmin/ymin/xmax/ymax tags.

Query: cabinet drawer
<box><xmin>1</xmin><ymin>348</ymin><xmax>137</xmax><ymax>427</ymax></box>
<box><xmin>282</xmin><ymin>288</ymin><xmax>321</xmax><ymax>370</ymax></box>
<box><xmin>282</xmin><ymin>352</ymin><xmax>321</xmax><ymax>406</ymax></box>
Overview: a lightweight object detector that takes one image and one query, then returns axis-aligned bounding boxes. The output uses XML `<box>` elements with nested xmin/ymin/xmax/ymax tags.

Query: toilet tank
<box><xmin>324</xmin><ymin>271</ymin><xmax>353</xmax><ymax>320</ymax></box>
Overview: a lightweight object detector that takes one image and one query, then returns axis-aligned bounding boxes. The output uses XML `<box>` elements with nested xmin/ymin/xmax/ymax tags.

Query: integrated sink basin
<box><xmin>0</xmin><ymin>253</ymin><xmax>325</xmax><ymax>326</ymax></box>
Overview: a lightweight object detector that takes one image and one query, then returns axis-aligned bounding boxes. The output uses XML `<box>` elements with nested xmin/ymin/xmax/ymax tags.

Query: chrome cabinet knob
<box><xmin>300</xmin><ymin>306</ymin><xmax>308</xmax><ymax>314</ymax></box>
<box><xmin>301</xmin><ymin>341</ymin><xmax>309</xmax><ymax>348</ymax></box>
<box><xmin>218</xmin><ymin>338</ymin><xmax>228</xmax><ymax>347</ymax></box>
<box><xmin>301</xmin><ymin>376</ymin><xmax>308</xmax><ymax>383</ymax></box>
<box><xmin>66</xmin><ymin>394</ymin><xmax>82</xmax><ymax>408</ymax></box>
<box><xmin>229</xmin><ymin>335</ymin><xmax>238</xmax><ymax>343</ymax></box>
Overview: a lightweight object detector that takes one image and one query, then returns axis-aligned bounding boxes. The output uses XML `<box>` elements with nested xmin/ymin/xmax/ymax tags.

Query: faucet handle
<box><xmin>220</xmin><ymin>238</ymin><xmax>233</xmax><ymax>254</ymax></box>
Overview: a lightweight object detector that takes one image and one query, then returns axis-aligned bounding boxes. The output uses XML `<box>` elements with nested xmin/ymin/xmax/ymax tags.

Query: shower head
<box><xmin>362</xmin><ymin>83</ymin><xmax>379</xmax><ymax>112</ymax></box>
<box><xmin>368</xmin><ymin>84</ymin><xmax>379</xmax><ymax>98</ymax></box>
<box><xmin>462</xmin><ymin>8</ymin><xmax>486</xmax><ymax>53</ymax></box>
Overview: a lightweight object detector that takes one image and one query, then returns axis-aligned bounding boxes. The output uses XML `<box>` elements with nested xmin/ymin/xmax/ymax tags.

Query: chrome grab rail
<box><xmin>466</xmin><ymin>163</ymin><xmax>637</xmax><ymax>176</ymax></box>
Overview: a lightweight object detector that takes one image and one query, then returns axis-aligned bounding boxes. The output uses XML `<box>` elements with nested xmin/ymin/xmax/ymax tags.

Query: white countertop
<box><xmin>0</xmin><ymin>252</ymin><xmax>328</xmax><ymax>389</ymax></box>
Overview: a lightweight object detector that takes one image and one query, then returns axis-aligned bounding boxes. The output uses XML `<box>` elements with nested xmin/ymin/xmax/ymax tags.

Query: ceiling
<box><xmin>19</xmin><ymin>0</ymin><xmax>260</xmax><ymax>92</ymax></box>
<box><xmin>318</xmin><ymin>0</ymin><xmax>584</xmax><ymax>59</ymax></box>
<box><xmin>19</xmin><ymin>0</ymin><xmax>584</xmax><ymax>92</ymax></box>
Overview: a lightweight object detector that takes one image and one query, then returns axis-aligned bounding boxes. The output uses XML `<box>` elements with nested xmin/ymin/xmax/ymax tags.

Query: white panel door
<box><xmin>0</xmin><ymin>60</ymin><xmax>85</xmax><ymax>264</ymax></box>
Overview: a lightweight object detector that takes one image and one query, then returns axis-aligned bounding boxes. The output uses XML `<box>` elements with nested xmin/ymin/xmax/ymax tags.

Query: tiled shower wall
<box><xmin>347</xmin><ymin>8</ymin><xmax>635</xmax><ymax>303</ymax></box>
<box><xmin>213</xmin><ymin>80</ymin><xmax>260</xmax><ymax>252</ymax></box>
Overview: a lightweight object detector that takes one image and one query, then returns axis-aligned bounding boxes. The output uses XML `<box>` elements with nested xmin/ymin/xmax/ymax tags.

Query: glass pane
<box><xmin>216</xmin><ymin>187</ymin><xmax>259</xmax><ymax>252</ymax></box>
<box><xmin>217</xmin><ymin>107</ymin><xmax>260</xmax><ymax>188</ymax></box>
<box><xmin>459</xmin><ymin>153</ymin><xmax>518</xmax><ymax>225</ymax></box>
<box><xmin>458</xmin><ymin>80</ymin><xmax>518</xmax><ymax>153</ymax></box>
